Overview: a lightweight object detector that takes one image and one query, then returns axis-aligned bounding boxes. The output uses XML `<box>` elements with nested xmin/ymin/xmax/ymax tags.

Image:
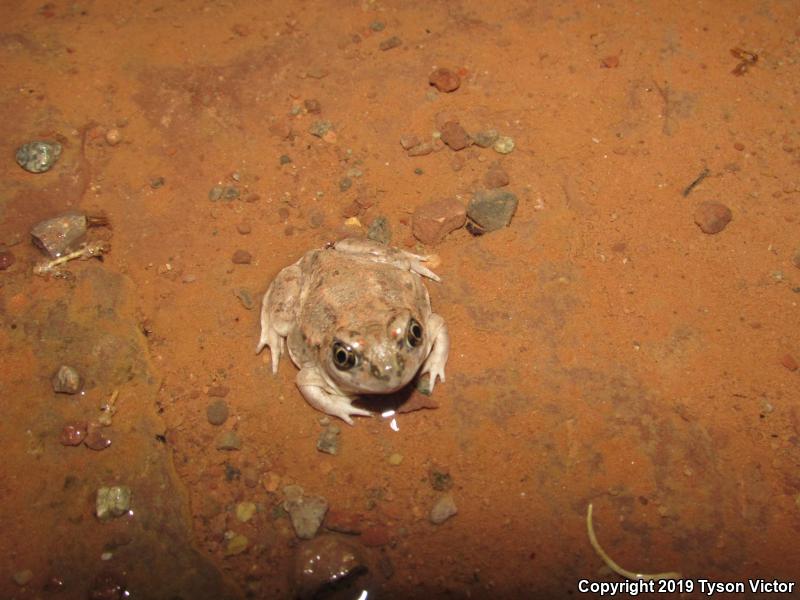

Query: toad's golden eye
<box><xmin>332</xmin><ymin>341</ymin><xmax>357</xmax><ymax>370</ymax></box>
<box><xmin>406</xmin><ymin>318</ymin><xmax>423</xmax><ymax>348</ymax></box>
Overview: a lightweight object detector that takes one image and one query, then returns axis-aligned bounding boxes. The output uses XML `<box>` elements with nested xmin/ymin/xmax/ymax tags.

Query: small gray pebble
<box><xmin>234</xmin><ymin>288</ymin><xmax>254</xmax><ymax>310</ymax></box>
<box><xmin>207</xmin><ymin>400</ymin><xmax>229</xmax><ymax>426</ymax></box>
<box><xmin>379</xmin><ymin>36</ymin><xmax>402</xmax><ymax>51</ymax></box>
<box><xmin>280</xmin><ymin>154</ymin><xmax>292</xmax><ymax>165</ymax></box>
<box><xmin>429</xmin><ymin>494</ymin><xmax>458</xmax><ymax>524</ymax></box>
<box><xmin>16</xmin><ymin>140</ymin><xmax>62</xmax><ymax>173</ymax></box>
<box><xmin>317</xmin><ymin>425</ymin><xmax>341</xmax><ymax>455</ymax></box>
<box><xmin>339</xmin><ymin>177</ymin><xmax>353</xmax><ymax>192</ymax></box>
<box><xmin>367</xmin><ymin>216</ymin><xmax>391</xmax><ymax>245</ymax></box>
<box><xmin>369</xmin><ymin>21</ymin><xmax>385</xmax><ymax>32</ymax></box>
<box><xmin>52</xmin><ymin>365</ymin><xmax>82</xmax><ymax>394</ymax></box>
<box><xmin>208</xmin><ymin>185</ymin><xmax>224</xmax><ymax>201</ymax></box>
<box><xmin>309</xmin><ymin>121</ymin><xmax>333</xmax><ymax>138</ymax></box>
<box><xmin>472</xmin><ymin>129</ymin><xmax>499</xmax><ymax>148</ymax></box>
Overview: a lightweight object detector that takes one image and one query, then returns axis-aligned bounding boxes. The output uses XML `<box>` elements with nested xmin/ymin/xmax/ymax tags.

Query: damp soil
<box><xmin>1</xmin><ymin>1</ymin><xmax>799</xmax><ymax>598</ymax></box>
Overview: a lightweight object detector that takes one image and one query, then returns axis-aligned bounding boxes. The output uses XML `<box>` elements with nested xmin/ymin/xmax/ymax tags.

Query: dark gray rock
<box><xmin>467</xmin><ymin>190</ymin><xmax>518</xmax><ymax>232</ymax></box>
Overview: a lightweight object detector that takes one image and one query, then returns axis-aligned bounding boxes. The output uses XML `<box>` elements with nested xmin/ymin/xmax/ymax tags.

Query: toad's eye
<box><xmin>332</xmin><ymin>341</ymin><xmax>357</xmax><ymax>370</ymax></box>
<box><xmin>406</xmin><ymin>318</ymin><xmax>423</xmax><ymax>348</ymax></box>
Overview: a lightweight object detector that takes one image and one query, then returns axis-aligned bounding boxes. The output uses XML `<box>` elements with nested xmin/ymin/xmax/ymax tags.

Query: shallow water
<box><xmin>2</xmin><ymin>1</ymin><xmax>799</xmax><ymax>598</ymax></box>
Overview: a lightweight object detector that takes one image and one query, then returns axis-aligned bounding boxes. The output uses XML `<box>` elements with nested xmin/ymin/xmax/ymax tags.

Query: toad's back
<box><xmin>295</xmin><ymin>247</ymin><xmax>431</xmax><ymax>347</ymax></box>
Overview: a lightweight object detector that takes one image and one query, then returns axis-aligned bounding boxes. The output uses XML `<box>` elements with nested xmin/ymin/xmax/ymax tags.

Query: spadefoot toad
<box><xmin>256</xmin><ymin>238</ymin><xmax>449</xmax><ymax>424</ymax></box>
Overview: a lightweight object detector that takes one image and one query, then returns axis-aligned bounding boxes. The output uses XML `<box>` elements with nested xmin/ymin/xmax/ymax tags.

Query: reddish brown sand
<box><xmin>2</xmin><ymin>1</ymin><xmax>799</xmax><ymax>598</ymax></box>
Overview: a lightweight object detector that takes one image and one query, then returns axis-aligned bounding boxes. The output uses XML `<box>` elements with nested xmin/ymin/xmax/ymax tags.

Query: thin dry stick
<box><xmin>586</xmin><ymin>503</ymin><xmax>682</xmax><ymax>581</ymax></box>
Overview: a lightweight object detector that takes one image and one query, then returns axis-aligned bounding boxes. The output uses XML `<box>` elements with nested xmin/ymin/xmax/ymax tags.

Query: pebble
<box><xmin>304</xmin><ymin>98</ymin><xmax>321</xmax><ymax>113</ymax></box>
<box><xmin>60</xmin><ymin>421</ymin><xmax>88</xmax><ymax>446</ymax></box>
<box><xmin>96</xmin><ymin>486</ymin><xmax>132</xmax><ymax>520</ymax></box>
<box><xmin>208</xmin><ymin>385</ymin><xmax>230</xmax><ymax>397</ymax></box>
<box><xmin>369</xmin><ymin>21</ymin><xmax>385</xmax><ymax>32</ymax></box>
<box><xmin>236</xmin><ymin>501</ymin><xmax>257</xmax><ymax>522</ymax></box>
<box><xmin>31</xmin><ymin>212</ymin><xmax>88</xmax><ymax>258</ymax></box>
<box><xmin>292</xmin><ymin>536</ymin><xmax>366</xmax><ymax>599</ymax></box>
<box><xmin>317</xmin><ymin>424</ymin><xmax>341</xmax><ymax>455</ymax></box>
<box><xmin>309</xmin><ymin>120</ymin><xmax>334</xmax><ymax>138</ymax></box>
<box><xmin>234</xmin><ymin>288</ymin><xmax>255</xmax><ymax>310</ymax></box>
<box><xmin>388</xmin><ymin>453</ymin><xmax>403</xmax><ymax>465</ymax></box>
<box><xmin>263</xmin><ymin>471</ymin><xmax>281</xmax><ymax>493</ymax></box>
<box><xmin>236</xmin><ymin>222</ymin><xmax>252</xmax><ymax>235</ymax></box>
<box><xmin>105</xmin><ymin>128</ymin><xmax>122</xmax><ymax>146</ymax></box>
<box><xmin>429</xmin><ymin>493</ymin><xmax>458</xmax><ymax>524</ymax></box>
<box><xmin>439</xmin><ymin>121</ymin><xmax>471</xmax><ymax>151</ymax></box>
<box><xmin>309</xmin><ymin>212</ymin><xmax>325</xmax><ymax>228</ymax></box>
<box><xmin>400</xmin><ymin>134</ymin><xmax>421</xmax><ymax>150</ymax></box>
<box><xmin>285</xmin><ymin>492</ymin><xmax>329</xmax><ymax>539</ymax></box>
<box><xmin>216</xmin><ymin>430</ymin><xmax>242</xmax><ymax>451</ymax></box>
<box><xmin>0</xmin><ymin>250</ymin><xmax>15</xmax><ymax>270</ymax></box>
<box><xmin>412</xmin><ymin>198</ymin><xmax>466</xmax><ymax>245</ymax></box>
<box><xmin>84</xmin><ymin>422</ymin><xmax>112</xmax><ymax>451</ymax></box>
<box><xmin>367</xmin><ymin>216</ymin><xmax>392</xmax><ymax>245</ymax></box>
<box><xmin>473</xmin><ymin>129</ymin><xmax>499</xmax><ymax>148</ymax></box>
<box><xmin>407</xmin><ymin>142</ymin><xmax>434</xmax><ymax>157</ymax></box>
<box><xmin>781</xmin><ymin>354</ymin><xmax>798</xmax><ymax>372</ymax></box>
<box><xmin>428</xmin><ymin>67</ymin><xmax>461</xmax><ymax>93</ymax></box>
<box><xmin>601</xmin><ymin>55</ymin><xmax>620</xmax><ymax>68</ymax></box>
<box><xmin>493</xmin><ymin>136</ymin><xmax>515</xmax><ymax>154</ymax></box>
<box><xmin>16</xmin><ymin>140</ymin><xmax>62</xmax><ymax>173</ymax></box>
<box><xmin>149</xmin><ymin>176</ymin><xmax>165</xmax><ymax>189</ymax></box>
<box><xmin>428</xmin><ymin>466</ymin><xmax>453</xmax><ymax>491</ymax></box>
<box><xmin>52</xmin><ymin>365</ymin><xmax>82</xmax><ymax>394</ymax></box>
<box><xmin>694</xmin><ymin>201</ymin><xmax>732</xmax><ymax>234</ymax></box>
<box><xmin>306</xmin><ymin>67</ymin><xmax>328</xmax><ymax>79</ymax></box>
<box><xmin>232</xmin><ymin>249</ymin><xmax>252</xmax><ymax>264</ymax></box>
<box><xmin>225</xmin><ymin>534</ymin><xmax>249</xmax><ymax>556</ymax></box>
<box><xmin>324</xmin><ymin>509</ymin><xmax>362</xmax><ymax>534</ymax></box>
<box><xmin>13</xmin><ymin>569</ymin><xmax>33</xmax><ymax>586</ymax></box>
<box><xmin>791</xmin><ymin>250</ymin><xmax>800</xmax><ymax>269</ymax></box>
<box><xmin>280</xmin><ymin>154</ymin><xmax>292</xmax><ymax>165</ymax></box>
<box><xmin>484</xmin><ymin>165</ymin><xmax>510</xmax><ymax>188</ymax></box>
<box><xmin>208</xmin><ymin>185</ymin><xmax>240</xmax><ymax>201</ymax></box>
<box><xmin>206</xmin><ymin>400</ymin><xmax>229</xmax><ymax>426</ymax></box>
<box><xmin>379</xmin><ymin>36</ymin><xmax>402</xmax><ymax>51</ymax></box>
<box><xmin>339</xmin><ymin>177</ymin><xmax>352</xmax><ymax>192</ymax></box>
<box><xmin>467</xmin><ymin>189</ymin><xmax>518</xmax><ymax>232</ymax></box>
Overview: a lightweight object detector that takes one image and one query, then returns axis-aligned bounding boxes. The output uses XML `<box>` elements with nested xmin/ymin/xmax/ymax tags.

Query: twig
<box><xmin>682</xmin><ymin>168</ymin><xmax>710</xmax><ymax>197</ymax></box>
<box><xmin>586</xmin><ymin>503</ymin><xmax>682</xmax><ymax>581</ymax></box>
<box><xmin>33</xmin><ymin>241</ymin><xmax>110</xmax><ymax>276</ymax></box>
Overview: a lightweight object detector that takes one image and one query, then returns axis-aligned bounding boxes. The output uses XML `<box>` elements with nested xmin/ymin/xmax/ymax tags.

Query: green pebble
<box><xmin>236</xmin><ymin>501</ymin><xmax>257</xmax><ymax>522</ymax></box>
<box><xmin>225</xmin><ymin>534</ymin><xmax>248</xmax><ymax>556</ymax></box>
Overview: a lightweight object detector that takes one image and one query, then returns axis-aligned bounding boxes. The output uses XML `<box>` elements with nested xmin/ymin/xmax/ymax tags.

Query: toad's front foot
<box><xmin>297</xmin><ymin>368</ymin><xmax>372</xmax><ymax>425</ymax></box>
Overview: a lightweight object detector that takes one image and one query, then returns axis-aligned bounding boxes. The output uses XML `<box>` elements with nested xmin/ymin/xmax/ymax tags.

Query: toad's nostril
<box><xmin>370</xmin><ymin>363</ymin><xmax>392</xmax><ymax>380</ymax></box>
